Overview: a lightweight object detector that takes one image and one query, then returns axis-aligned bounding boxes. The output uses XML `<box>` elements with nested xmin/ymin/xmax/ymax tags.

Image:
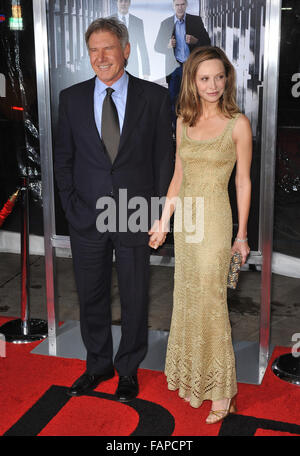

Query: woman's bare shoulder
<box><xmin>232</xmin><ymin>113</ymin><xmax>252</xmax><ymax>142</ymax></box>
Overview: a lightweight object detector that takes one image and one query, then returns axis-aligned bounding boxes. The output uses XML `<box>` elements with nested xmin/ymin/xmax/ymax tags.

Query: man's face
<box><xmin>117</xmin><ymin>0</ymin><xmax>131</xmax><ymax>15</ymax></box>
<box><xmin>88</xmin><ymin>30</ymin><xmax>130</xmax><ymax>86</ymax></box>
<box><xmin>173</xmin><ymin>0</ymin><xmax>187</xmax><ymax>20</ymax></box>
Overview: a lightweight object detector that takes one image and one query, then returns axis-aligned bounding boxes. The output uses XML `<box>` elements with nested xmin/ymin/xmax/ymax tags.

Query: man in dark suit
<box><xmin>154</xmin><ymin>0</ymin><xmax>210</xmax><ymax>127</ymax></box>
<box><xmin>54</xmin><ymin>17</ymin><xmax>173</xmax><ymax>402</ymax></box>
<box><xmin>115</xmin><ymin>0</ymin><xmax>150</xmax><ymax>79</ymax></box>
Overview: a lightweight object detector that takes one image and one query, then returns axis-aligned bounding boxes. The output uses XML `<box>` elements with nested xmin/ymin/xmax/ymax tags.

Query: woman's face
<box><xmin>195</xmin><ymin>58</ymin><xmax>227</xmax><ymax>104</ymax></box>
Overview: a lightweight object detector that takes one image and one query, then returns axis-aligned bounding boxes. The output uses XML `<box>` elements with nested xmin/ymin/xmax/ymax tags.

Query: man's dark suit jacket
<box><xmin>154</xmin><ymin>13</ymin><xmax>211</xmax><ymax>78</ymax></box>
<box><xmin>54</xmin><ymin>73</ymin><xmax>174</xmax><ymax>246</ymax></box>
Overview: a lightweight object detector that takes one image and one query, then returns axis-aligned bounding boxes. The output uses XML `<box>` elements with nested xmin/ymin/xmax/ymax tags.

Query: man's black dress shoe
<box><xmin>115</xmin><ymin>375</ymin><xmax>139</xmax><ymax>402</ymax></box>
<box><xmin>67</xmin><ymin>370</ymin><xmax>114</xmax><ymax>397</ymax></box>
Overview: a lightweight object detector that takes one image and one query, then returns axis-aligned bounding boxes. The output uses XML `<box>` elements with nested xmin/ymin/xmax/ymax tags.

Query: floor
<box><xmin>0</xmin><ymin>251</ymin><xmax>299</xmax><ymax>352</ymax></box>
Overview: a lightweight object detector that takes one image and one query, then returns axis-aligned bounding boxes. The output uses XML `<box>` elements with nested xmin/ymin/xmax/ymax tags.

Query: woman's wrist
<box><xmin>235</xmin><ymin>236</ymin><xmax>248</xmax><ymax>242</ymax></box>
<box><xmin>235</xmin><ymin>231</ymin><xmax>248</xmax><ymax>242</ymax></box>
<box><xmin>159</xmin><ymin>218</ymin><xmax>169</xmax><ymax>232</ymax></box>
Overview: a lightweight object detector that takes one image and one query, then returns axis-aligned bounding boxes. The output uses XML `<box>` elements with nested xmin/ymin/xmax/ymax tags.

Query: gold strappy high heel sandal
<box><xmin>206</xmin><ymin>397</ymin><xmax>237</xmax><ymax>424</ymax></box>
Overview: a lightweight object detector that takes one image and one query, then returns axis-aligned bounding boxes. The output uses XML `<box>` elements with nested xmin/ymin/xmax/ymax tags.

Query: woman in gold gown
<box><xmin>149</xmin><ymin>46</ymin><xmax>252</xmax><ymax>424</ymax></box>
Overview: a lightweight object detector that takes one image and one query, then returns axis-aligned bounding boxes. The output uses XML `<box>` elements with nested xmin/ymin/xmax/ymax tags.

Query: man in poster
<box><xmin>154</xmin><ymin>0</ymin><xmax>211</xmax><ymax>127</ymax></box>
<box><xmin>115</xmin><ymin>0</ymin><xmax>150</xmax><ymax>79</ymax></box>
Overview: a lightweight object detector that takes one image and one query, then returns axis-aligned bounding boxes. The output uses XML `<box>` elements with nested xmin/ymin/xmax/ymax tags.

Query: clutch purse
<box><xmin>227</xmin><ymin>252</ymin><xmax>242</xmax><ymax>289</ymax></box>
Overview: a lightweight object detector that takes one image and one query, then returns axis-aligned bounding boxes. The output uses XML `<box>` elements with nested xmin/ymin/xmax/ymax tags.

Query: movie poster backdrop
<box><xmin>47</xmin><ymin>0</ymin><xmax>267</xmax><ymax>252</ymax></box>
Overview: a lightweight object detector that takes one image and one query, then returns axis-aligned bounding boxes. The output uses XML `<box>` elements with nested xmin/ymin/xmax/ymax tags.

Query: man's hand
<box><xmin>168</xmin><ymin>36</ymin><xmax>176</xmax><ymax>48</ymax></box>
<box><xmin>185</xmin><ymin>34</ymin><xmax>198</xmax><ymax>45</ymax></box>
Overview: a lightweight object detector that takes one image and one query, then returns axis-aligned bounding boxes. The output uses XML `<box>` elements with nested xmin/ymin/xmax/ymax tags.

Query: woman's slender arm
<box><xmin>148</xmin><ymin>118</ymin><xmax>184</xmax><ymax>248</ymax></box>
<box><xmin>231</xmin><ymin>114</ymin><xmax>253</xmax><ymax>264</ymax></box>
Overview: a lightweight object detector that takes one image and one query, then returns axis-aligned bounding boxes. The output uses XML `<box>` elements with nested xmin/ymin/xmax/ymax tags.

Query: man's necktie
<box><xmin>122</xmin><ymin>16</ymin><xmax>126</xmax><ymax>26</ymax></box>
<box><xmin>101</xmin><ymin>88</ymin><xmax>120</xmax><ymax>163</ymax></box>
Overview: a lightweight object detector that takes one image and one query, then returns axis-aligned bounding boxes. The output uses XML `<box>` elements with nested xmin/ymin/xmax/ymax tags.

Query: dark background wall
<box><xmin>273</xmin><ymin>0</ymin><xmax>300</xmax><ymax>258</ymax></box>
<box><xmin>0</xmin><ymin>0</ymin><xmax>43</xmax><ymax>236</ymax></box>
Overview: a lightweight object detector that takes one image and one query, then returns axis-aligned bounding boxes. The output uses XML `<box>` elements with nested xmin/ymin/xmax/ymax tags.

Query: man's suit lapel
<box><xmin>117</xmin><ymin>74</ymin><xmax>146</xmax><ymax>154</ymax></box>
<box><xmin>83</xmin><ymin>77</ymin><xmax>101</xmax><ymax>143</ymax></box>
<box><xmin>171</xmin><ymin>16</ymin><xmax>175</xmax><ymax>37</ymax></box>
<box><xmin>128</xmin><ymin>13</ymin><xmax>132</xmax><ymax>31</ymax></box>
<box><xmin>84</xmin><ymin>76</ymin><xmax>112</xmax><ymax>165</ymax></box>
<box><xmin>185</xmin><ymin>13</ymin><xmax>191</xmax><ymax>34</ymax></box>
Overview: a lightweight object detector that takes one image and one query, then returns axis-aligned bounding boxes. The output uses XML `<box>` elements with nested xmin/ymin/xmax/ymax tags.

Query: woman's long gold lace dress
<box><xmin>165</xmin><ymin>114</ymin><xmax>240</xmax><ymax>408</ymax></box>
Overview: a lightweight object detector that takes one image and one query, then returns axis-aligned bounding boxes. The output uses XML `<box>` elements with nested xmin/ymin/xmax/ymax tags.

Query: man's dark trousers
<box><xmin>69</xmin><ymin>226</ymin><xmax>150</xmax><ymax>377</ymax></box>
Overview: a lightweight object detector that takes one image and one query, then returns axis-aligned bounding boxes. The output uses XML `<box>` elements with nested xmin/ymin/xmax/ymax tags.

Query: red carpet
<box><xmin>1</xmin><ymin>317</ymin><xmax>300</xmax><ymax>437</ymax></box>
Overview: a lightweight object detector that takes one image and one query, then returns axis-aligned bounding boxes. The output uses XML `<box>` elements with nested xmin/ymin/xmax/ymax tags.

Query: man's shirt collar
<box><xmin>95</xmin><ymin>71</ymin><xmax>129</xmax><ymax>97</ymax></box>
<box><xmin>174</xmin><ymin>13</ymin><xmax>186</xmax><ymax>24</ymax></box>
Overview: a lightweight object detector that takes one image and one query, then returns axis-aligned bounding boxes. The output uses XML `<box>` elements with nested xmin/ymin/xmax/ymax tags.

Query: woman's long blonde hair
<box><xmin>176</xmin><ymin>46</ymin><xmax>240</xmax><ymax>126</ymax></box>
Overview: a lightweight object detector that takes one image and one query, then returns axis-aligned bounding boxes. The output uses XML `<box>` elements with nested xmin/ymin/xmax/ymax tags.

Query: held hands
<box><xmin>148</xmin><ymin>219</ymin><xmax>169</xmax><ymax>250</ymax></box>
<box><xmin>231</xmin><ymin>238</ymin><xmax>250</xmax><ymax>266</ymax></box>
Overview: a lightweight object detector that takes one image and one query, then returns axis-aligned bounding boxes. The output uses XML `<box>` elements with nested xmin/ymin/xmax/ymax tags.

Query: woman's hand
<box><xmin>148</xmin><ymin>219</ymin><xmax>168</xmax><ymax>249</ymax></box>
<box><xmin>231</xmin><ymin>238</ymin><xmax>250</xmax><ymax>266</ymax></box>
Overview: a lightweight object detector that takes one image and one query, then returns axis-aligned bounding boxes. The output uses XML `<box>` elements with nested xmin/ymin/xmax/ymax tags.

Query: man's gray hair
<box><xmin>85</xmin><ymin>17</ymin><xmax>129</xmax><ymax>50</ymax></box>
